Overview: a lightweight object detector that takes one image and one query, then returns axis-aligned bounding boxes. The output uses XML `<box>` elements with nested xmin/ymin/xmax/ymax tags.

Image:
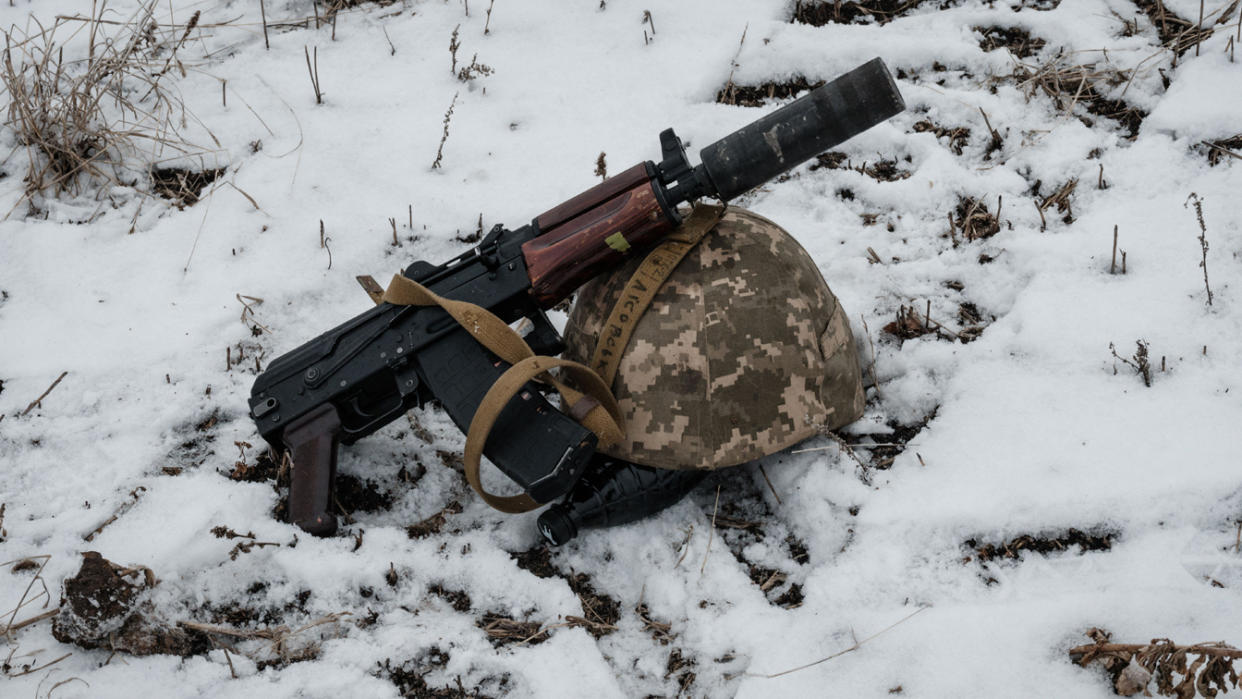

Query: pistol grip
<box><xmin>284</xmin><ymin>404</ymin><xmax>342</xmax><ymax>536</ymax></box>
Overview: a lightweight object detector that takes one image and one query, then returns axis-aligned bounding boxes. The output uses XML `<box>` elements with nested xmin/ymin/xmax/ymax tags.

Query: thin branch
<box><xmin>22</xmin><ymin>371</ymin><xmax>68</xmax><ymax>415</ymax></box>
<box><xmin>752</xmin><ymin>607</ymin><xmax>928</xmax><ymax>678</ymax></box>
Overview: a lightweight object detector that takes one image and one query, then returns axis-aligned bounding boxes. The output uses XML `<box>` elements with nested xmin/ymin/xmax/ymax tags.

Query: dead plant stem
<box><xmin>700</xmin><ymin>485</ymin><xmax>720</xmax><ymax>574</ymax></box>
<box><xmin>754</xmin><ymin>607</ymin><xmax>927</xmax><ymax>678</ymax></box>
<box><xmin>22</xmin><ymin>371</ymin><xmax>68</xmax><ymax>415</ymax></box>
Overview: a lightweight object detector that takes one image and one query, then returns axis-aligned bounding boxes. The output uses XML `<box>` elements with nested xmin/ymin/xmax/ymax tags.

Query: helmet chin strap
<box><xmin>587</xmin><ymin>203</ymin><xmax>726</xmax><ymax>388</ymax></box>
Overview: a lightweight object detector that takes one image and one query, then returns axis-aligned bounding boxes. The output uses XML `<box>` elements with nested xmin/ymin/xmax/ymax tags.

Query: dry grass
<box><xmin>1</xmin><ymin>1</ymin><xmax>218</xmax><ymax>211</ymax></box>
<box><xmin>1010</xmin><ymin>53</ymin><xmax>1146</xmax><ymax>138</ymax></box>
<box><xmin>1071</xmin><ymin>627</ymin><xmax>1242</xmax><ymax>697</ymax></box>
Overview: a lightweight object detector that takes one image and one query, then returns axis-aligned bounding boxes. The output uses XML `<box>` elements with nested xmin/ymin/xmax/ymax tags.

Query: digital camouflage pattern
<box><xmin>563</xmin><ymin>207</ymin><xmax>865</xmax><ymax>470</ymax></box>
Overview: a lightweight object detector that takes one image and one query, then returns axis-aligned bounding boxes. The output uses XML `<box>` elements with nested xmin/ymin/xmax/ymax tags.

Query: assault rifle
<box><xmin>249</xmin><ymin>58</ymin><xmax>905</xmax><ymax>535</ymax></box>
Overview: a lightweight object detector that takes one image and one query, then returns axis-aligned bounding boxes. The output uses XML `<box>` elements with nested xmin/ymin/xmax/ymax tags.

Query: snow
<box><xmin>2</xmin><ymin>0</ymin><xmax>1241</xmax><ymax>696</ymax></box>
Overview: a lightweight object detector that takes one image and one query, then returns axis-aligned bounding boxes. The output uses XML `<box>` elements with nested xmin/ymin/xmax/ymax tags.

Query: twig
<box><xmin>3</xmin><ymin>554</ymin><xmax>52</xmax><ymax>638</ymax></box>
<box><xmin>6</xmin><ymin>607</ymin><xmax>60</xmax><ymax>633</ymax></box>
<box><xmin>1111</xmin><ymin>225</ymin><xmax>1118</xmax><ymax>274</ymax></box>
<box><xmin>382</xmin><ymin>25</ymin><xmax>395</xmax><ymax>55</ymax></box>
<box><xmin>700</xmin><ymin>485</ymin><xmax>721</xmax><ymax>574</ymax></box>
<box><xmin>752</xmin><ymin>607</ymin><xmax>927</xmax><ymax>678</ymax></box>
<box><xmin>304</xmin><ymin>46</ymin><xmax>322</xmax><ymax>104</ymax></box>
<box><xmin>719</xmin><ymin>24</ymin><xmax>749</xmax><ymax>104</ymax></box>
<box><xmin>758</xmin><ymin>464</ymin><xmax>781</xmax><ymax>505</ymax></box>
<box><xmin>674</xmin><ymin>524</ymin><xmax>695</xmax><ymax>568</ymax></box>
<box><xmin>484</xmin><ymin>0</ymin><xmax>495</xmax><ymax>34</ymax></box>
<box><xmin>259</xmin><ymin>0</ymin><xmax>269</xmax><ymax>49</ymax></box>
<box><xmin>6</xmin><ymin>652</ymin><xmax>71</xmax><ymax>677</ymax></box>
<box><xmin>1197</xmin><ymin>0</ymin><xmax>1205</xmax><ymax>56</ymax></box>
<box><xmin>84</xmin><ymin>487</ymin><xmax>146</xmax><ymax>542</ymax></box>
<box><xmin>22</xmin><ymin>371</ymin><xmax>68</xmax><ymax>416</ymax></box>
<box><xmin>860</xmin><ymin>315</ymin><xmax>881</xmax><ymax>401</ymax></box>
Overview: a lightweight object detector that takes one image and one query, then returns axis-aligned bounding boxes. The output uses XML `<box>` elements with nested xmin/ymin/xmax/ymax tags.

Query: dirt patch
<box><xmin>428</xmin><ymin>584</ymin><xmax>472</xmax><ymax>613</ymax></box>
<box><xmin>1010</xmin><ymin>60</ymin><xmax>1147</xmax><ymax>139</ymax></box>
<box><xmin>477</xmin><ymin>612</ymin><xmax>549</xmax><ymax>647</ymax></box>
<box><xmin>790</xmin><ymin>0</ymin><xmax>944</xmax><ymax>26</ymax></box>
<box><xmin>1199</xmin><ymin>134</ymin><xmax>1242</xmax><ymax>166</ymax></box>
<box><xmin>717</xmin><ymin>76</ymin><xmax>823</xmax><ymax>107</ymax></box>
<box><xmin>1134</xmin><ymin>0</ymin><xmax>1224</xmax><ymax>56</ymax></box>
<box><xmin>334</xmin><ymin>474</ymin><xmax>393</xmax><ymax>514</ymax></box>
<box><xmin>636</xmin><ymin>602</ymin><xmax>675</xmax><ymax>645</ymax></box>
<box><xmin>510</xmin><ymin>546</ymin><xmax>620</xmax><ymax>637</ymax></box>
<box><xmin>227</xmin><ymin>449</ymin><xmax>283</xmax><ymax>483</ymax></box>
<box><xmin>786</xmin><ymin>534</ymin><xmax>810</xmax><ymax>565</ymax></box>
<box><xmin>406</xmin><ymin>500</ymin><xmax>462</xmax><ymax>539</ymax></box>
<box><xmin>847</xmin><ymin>409</ymin><xmax>938</xmax><ymax>471</ymax></box>
<box><xmin>883</xmin><ymin>302</ymin><xmax>970</xmax><ymax>343</ymax></box>
<box><xmin>1034</xmin><ymin>178</ymin><xmax>1078</xmax><ymax>227</ymax></box>
<box><xmin>956</xmin><ymin>302</ymin><xmax>990</xmax><ymax>343</ymax></box>
<box><xmin>564</xmin><ymin>572</ymin><xmax>621</xmax><ymax>638</ymax></box>
<box><xmin>665</xmin><ymin>648</ymin><xmax>697</xmax><ymax>695</ymax></box>
<box><xmin>913</xmin><ymin>119</ymin><xmax>971</xmax><ymax>155</ymax></box>
<box><xmin>151</xmin><ymin>167</ymin><xmax>224</xmax><ymax>209</ymax></box>
<box><xmin>976</xmin><ymin>26</ymin><xmax>1046</xmax><ymax>57</ymax></box>
<box><xmin>965</xmin><ymin>528</ymin><xmax>1116</xmax><ymax>563</ymax></box>
<box><xmin>745</xmin><ymin>564</ymin><xmax>805</xmax><ymax>609</ymax></box>
<box><xmin>170</xmin><ymin>409</ymin><xmax>222</xmax><ymax>469</ymax></box>
<box><xmin>376</xmin><ymin>656</ymin><xmax>491</xmax><ymax>699</ymax></box>
<box><xmin>808</xmin><ymin>151</ymin><xmax>913</xmax><ymax>181</ymax></box>
<box><xmin>511</xmin><ymin>546</ymin><xmax>558</xmax><ymax>578</ymax></box>
<box><xmin>52</xmin><ymin>552</ymin><xmax>209</xmax><ymax>657</ymax></box>
<box><xmin>951</xmin><ymin>196</ymin><xmax>1001</xmax><ymax>241</ymax></box>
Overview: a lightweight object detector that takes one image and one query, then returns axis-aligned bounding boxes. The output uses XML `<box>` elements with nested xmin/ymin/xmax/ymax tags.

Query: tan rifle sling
<box><xmin>362</xmin><ymin>202</ymin><xmax>722</xmax><ymax>513</ymax></box>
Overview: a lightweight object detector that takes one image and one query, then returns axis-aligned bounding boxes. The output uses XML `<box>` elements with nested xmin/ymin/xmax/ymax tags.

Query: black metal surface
<box><xmin>698</xmin><ymin>57</ymin><xmax>905</xmax><ymax>201</ymax></box>
<box><xmin>537</xmin><ymin>456</ymin><xmax>708</xmax><ymax>546</ymax></box>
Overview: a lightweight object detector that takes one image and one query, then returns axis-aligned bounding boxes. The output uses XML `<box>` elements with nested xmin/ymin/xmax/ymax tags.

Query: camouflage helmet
<box><xmin>562</xmin><ymin>206</ymin><xmax>865</xmax><ymax>471</ymax></box>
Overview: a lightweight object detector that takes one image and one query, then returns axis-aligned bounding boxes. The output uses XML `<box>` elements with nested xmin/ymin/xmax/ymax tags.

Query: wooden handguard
<box><xmin>522</xmin><ymin>163</ymin><xmax>679</xmax><ymax>307</ymax></box>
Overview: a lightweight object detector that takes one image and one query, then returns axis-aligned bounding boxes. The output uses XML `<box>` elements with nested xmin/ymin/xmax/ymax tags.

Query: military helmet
<box><xmin>561</xmin><ymin>206</ymin><xmax>865</xmax><ymax>471</ymax></box>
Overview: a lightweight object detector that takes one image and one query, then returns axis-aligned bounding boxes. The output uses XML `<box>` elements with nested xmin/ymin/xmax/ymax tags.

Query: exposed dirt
<box><xmin>1199</xmin><ymin>134</ymin><xmax>1242</xmax><ymax>167</ymax></box>
<box><xmin>227</xmin><ymin>449</ymin><xmax>282</xmax><ymax>483</ymax></box>
<box><xmin>952</xmin><ymin>196</ymin><xmax>1001</xmax><ymax>241</ymax></box>
<box><xmin>716</xmin><ymin>76</ymin><xmax>823</xmax><ymax>107</ymax></box>
<box><xmin>151</xmin><ymin>167</ymin><xmax>224</xmax><ymax>208</ymax></box>
<box><xmin>406</xmin><ymin>500</ymin><xmax>463</xmax><ymax>539</ymax></box>
<box><xmin>376</xmin><ymin>656</ymin><xmax>496</xmax><ymax>699</ymax></box>
<box><xmin>956</xmin><ymin>301</ymin><xmax>991</xmax><ymax>343</ymax></box>
<box><xmin>477</xmin><ymin>612</ymin><xmax>549</xmax><ymax>647</ymax></box>
<box><xmin>511</xmin><ymin>546</ymin><xmax>620</xmax><ymax>638</ymax></box>
<box><xmin>1134</xmin><ymin>0</ymin><xmax>1221</xmax><ymax>56</ymax></box>
<box><xmin>848</xmin><ymin>409</ymin><xmax>938</xmax><ymax>471</ymax></box>
<box><xmin>428</xmin><ymin>584</ymin><xmax>472</xmax><ymax>613</ymax></box>
<box><xmin>636</xmin><ymin>602</ymin><xmax>675</xmax><ymax>645</ymax></box>
<box><xmin>52</xmin><ymin>552</ymin><xmax>210</xmax><ymax>657</ymax></box>
<box><xmin>1035</xmin><ymin>178</ymin><xmax>1078</xmax><ymax>226</ymax></box>
<box><xmin>664</xmin><ymin>647</ymin><xmax>697</xmax><ymax>696</ymax></box>
<box><xmin>913</xmin><ymin>119</ymin><xmax>971</xmax><ymax>155</ymax></box>
<box><xmin>705</xmin><ymin>477</ymin><xmax>811</xmax><ymax>608</ymax></box>
<box><xmin>1009</xmin><ymin>61</ymin><xmax>1147</xmax><ymax>139</ymax></box>
<box><xmin>334</xmin><ymin>474</ymin><xmax>394</xmax><ymax>514</ymax></box>
<box><xmin>976</xmin><ymin>25</ymin><xmax>1046</xmax><ymax>57</ymax></box>
<box><xmin>170</xmin><ymin>409</ymin><xmax>222</xmax><ymax>469</ymax></box>
<box><xmin>791</xmin><ymin>0</ymin><xmax>945</xmax><ymax>26</ymax></box>
<box><xmin>965</xmin><ymin>528</ymin><xmax>1117</xmax><ymax>563</ymax></box>
<box><xmin>808</xmin><ymin>151</ymin><xmax>914</xmax><ymax>181</ymax></box>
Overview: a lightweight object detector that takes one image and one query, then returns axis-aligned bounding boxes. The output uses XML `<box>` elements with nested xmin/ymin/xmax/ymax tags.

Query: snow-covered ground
<box><xmin>2</xmin><ymin>0</ymin><xmax>1241</xmax><ymax>696</ymax></box>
